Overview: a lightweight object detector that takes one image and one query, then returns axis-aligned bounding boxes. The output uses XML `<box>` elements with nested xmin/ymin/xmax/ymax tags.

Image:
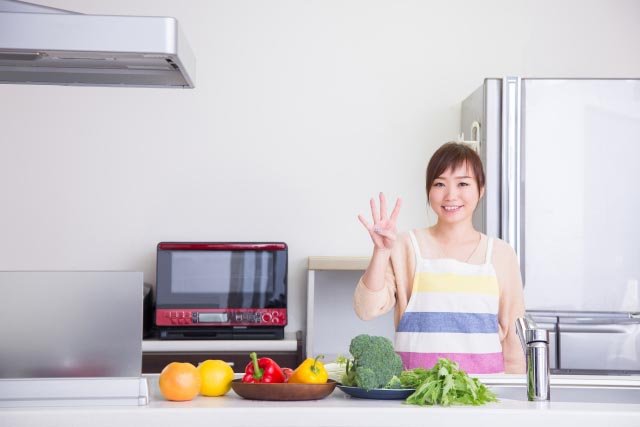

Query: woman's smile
<box><xmin>428</xmin><ymin>163</ymin><xmax>483</xmax><ymax>224</ymax></box>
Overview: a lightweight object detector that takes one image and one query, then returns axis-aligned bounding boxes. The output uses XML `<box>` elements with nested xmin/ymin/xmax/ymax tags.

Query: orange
<box><xmin>158</xmin><ymin>362</ymin><xmax>201</xmax><ymax>401</ymax></box>
<box><xmin>198</xmin><ymin>359</ymin><xmax>235</xmax><ymax>397</ymax></box>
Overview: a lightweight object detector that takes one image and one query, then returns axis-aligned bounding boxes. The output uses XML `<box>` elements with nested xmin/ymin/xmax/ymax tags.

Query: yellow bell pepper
<box><xmin>287</xmin><ymin>355</ymin><xmax>328</xmax><ymax>384</ymax></box>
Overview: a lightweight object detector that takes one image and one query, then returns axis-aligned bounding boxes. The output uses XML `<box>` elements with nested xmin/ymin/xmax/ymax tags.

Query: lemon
<box><xmin>198</xmin><ymin>359</ymin><xmax>235</xmax><ymax>397</ymax></box>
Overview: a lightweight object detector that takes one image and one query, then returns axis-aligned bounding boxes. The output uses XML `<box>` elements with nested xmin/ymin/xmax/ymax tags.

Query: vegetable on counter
<box><xmin>242</xmin><ymin>352</ymin><xmax>286</xmax><ymax>384</ymax></box>
<box><xmin>340</xmin><ymin>334</ymin><xmax>404</xmax><ymax>391</ymax></box>
<box><xmin>323</xmin><ymin>355</ymin><xmax>349</xmax><ymax>383</ymax></box>
<box><xmin>288</xmin><ymin>355</ymin><xmax>328</xmax><ymax>384</ymax></box>
<box><xmin>400</xmin><ymin>358</ymin><xmax>497</xmax><ymax>406</ymax></box>
<box><xmin>282</xmin><ymin>367</ymin><xmax>294</xmax><ymax>382</ymax></box>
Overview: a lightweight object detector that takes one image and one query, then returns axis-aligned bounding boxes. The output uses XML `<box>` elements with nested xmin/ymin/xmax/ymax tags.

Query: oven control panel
<box><xmin>155</xmin><ymin>308</ymin><xmax>287</xmax><ymax>327</ymax></box>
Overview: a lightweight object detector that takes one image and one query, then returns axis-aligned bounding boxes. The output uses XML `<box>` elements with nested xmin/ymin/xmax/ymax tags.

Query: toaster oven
<box><xmin>154</xmin><ymin>242</ymin><xmax>288</xmax><ymax>340</ymax></box>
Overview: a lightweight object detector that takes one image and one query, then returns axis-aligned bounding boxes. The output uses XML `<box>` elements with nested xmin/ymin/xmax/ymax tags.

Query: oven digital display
<box><xmin>197</xmin><ymin>312</ymin><xmax>228</xmax><ymax>323</ymax></box>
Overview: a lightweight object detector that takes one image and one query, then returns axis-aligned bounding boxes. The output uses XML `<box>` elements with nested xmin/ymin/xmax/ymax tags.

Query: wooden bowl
<box><xmin>231</xmin><ymin>379</ymin><xmax>337</xmax><ymax>401</ymax></box>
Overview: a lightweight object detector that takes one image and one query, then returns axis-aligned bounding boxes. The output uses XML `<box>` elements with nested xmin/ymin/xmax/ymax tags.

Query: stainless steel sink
<box><xmin>489</xmin><ymin>384</ymin><xmax>640</xmax><ymax>404</ymax></box>
<box><xmin>476</xmin><ymin>375</ymin><xmax>640</xmax><ymax>405</ymax></box>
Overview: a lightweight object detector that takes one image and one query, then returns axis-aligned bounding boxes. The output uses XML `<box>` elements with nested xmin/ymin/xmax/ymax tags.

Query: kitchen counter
<box><xmin>2</xmin><ymin>375</ymin><xmax>640</xmax><ymax>427</ymax></box>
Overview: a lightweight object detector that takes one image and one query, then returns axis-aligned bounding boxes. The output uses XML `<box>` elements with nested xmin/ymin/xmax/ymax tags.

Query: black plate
<box><xmin>337</xmin><ymin>384</ymin><xmax>415</xmax><ymax>400</ymax></box>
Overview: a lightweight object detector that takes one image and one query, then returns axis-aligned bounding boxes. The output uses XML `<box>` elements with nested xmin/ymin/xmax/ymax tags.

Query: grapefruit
<box><xmin>158</xmin><ymin>362</ymin><xmax>201</xmax><ymax>401</ymax></box>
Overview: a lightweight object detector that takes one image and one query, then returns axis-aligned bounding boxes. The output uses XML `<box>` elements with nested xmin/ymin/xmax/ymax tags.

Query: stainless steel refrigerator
<box><xmin>462</xmin><ymin>77</ymin><xmax>640</xmax><ymax>374</ymax></box>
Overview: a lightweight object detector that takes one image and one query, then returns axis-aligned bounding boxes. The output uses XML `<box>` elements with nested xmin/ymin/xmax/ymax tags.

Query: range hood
<box><xmin>0</xmin><ymin>0</ymin><xmax>195</xmax><ymax>88</ymax></box>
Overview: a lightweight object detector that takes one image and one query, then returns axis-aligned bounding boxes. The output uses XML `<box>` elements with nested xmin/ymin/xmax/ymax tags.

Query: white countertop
<box><xmin>2</xmin><ymin>374</ymin><xmax>640</xmax><ymax>427</ymax></box>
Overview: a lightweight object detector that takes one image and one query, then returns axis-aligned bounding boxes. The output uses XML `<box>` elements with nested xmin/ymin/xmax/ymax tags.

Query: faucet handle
<box><xmin>515</xmin><ymin>316</ymin><xmax>551</xmax><ymax>402</ymax></box>
<box><xmin>515</xmin><ymin>317</ymin><xmax>529</xmax><ymax>350</ymax></box>
<box><xmin>516</xmin><ymin>317</ymin><xmax>550</xmax><ymax>346</ymax></box>
<box><xmin>526</xmin><ymin>328</ymin><xmax>549</xmax><ymax>344</ymax></box>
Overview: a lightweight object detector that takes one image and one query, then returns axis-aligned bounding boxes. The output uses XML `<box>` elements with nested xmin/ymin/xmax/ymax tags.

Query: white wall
<box><xmin>2</xmin><ymin>0</ymin><xmax>640</xmax><ymax>334</ymax></box>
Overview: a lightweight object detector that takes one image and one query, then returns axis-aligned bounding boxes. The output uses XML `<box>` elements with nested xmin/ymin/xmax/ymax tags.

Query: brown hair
<box><xmin>426</xmin><ymin>142</ymin><xmax>485</xmax><ymax>202</ymax></box>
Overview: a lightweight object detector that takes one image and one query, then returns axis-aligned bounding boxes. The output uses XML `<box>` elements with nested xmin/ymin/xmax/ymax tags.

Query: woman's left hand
<box><xmin>358</xmin><ymin>192</ymin><xmax>402</xmax><ymax>251</ymax></box>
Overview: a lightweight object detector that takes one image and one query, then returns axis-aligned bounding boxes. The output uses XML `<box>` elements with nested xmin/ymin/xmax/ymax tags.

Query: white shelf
<box><xmin>308</xmin><ymin>256</ymin><xmax>370</xmax><ymax>271</ymax></box>
<box><xmin>142</xmin><ymin>333</ymin><xmax>298</xmax><ymax>353</ymax></box>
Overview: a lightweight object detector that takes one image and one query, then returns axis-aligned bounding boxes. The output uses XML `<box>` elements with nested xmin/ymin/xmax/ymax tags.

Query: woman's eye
<box><xmin>433</xmin><ymin>182</ymin><xmax>444</xmax><ymax>187</ymax></box>
<box><xmin>459</xmin><ymin>182</ymin><xmax>470</xmax><ymax>187</ymax></box>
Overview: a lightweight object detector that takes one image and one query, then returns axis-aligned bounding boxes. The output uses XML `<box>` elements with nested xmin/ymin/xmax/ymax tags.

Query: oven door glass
<box><xmin>156</xmin><ymin>248</ymin><xmax>287</xmax><ymax>309</ymax></box>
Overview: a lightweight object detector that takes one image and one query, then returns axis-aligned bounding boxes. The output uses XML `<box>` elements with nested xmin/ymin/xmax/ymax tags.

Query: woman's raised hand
<box><xmin>358</xmin><ymin>193</ymin><xmax>402</xmax><ymax>251</ymax></box>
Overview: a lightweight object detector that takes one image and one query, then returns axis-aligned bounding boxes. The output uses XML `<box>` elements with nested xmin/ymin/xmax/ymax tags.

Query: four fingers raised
<box><xmin>369</xmin><ymin>198</ymin><xmax>380</xmax><ymax>223</ymax></box>
<box><xmin>359</xmin><ymin>192</ymin><xmax>402</xmax><ymax>233</ymax></box>
<box><xmin>379</xmin><ymin>192</ymin><xmax>388</xmax><ymax>220</ymax></box>
<box><xmin>390</xmin><ymin>196</ymin><xmax>402</xmax><ymax>222</ymax></box>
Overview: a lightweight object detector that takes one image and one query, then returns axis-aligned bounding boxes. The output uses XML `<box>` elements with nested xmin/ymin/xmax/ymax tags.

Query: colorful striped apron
<box><xmin>394</xmin><ymin>230</ymin><xmax>504</xmax><ymax>374</ymax></box>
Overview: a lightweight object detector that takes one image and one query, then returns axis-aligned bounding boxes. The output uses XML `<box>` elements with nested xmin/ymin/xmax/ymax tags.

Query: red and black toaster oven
<box><xmin>154</xmin><ymin>242</ymin><xmax>287</xmax><ymax>340</ymax></box>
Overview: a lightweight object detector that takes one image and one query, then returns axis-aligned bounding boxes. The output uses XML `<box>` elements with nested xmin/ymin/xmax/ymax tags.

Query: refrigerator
<box><xmin>462</xmin><ymin>77</ymin><xmax>640</xmax><ymax>374</ymax></box>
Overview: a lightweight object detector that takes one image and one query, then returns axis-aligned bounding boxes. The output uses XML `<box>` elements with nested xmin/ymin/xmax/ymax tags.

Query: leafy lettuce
<box><xmin>399</xmin><ymin>358</ymin><xmax>498</xmax><ymax>406</ymax></box>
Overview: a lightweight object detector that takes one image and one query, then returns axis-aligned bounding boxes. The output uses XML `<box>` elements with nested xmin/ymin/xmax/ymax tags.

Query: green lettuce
<box><xmin>399</xmin><ymin>358</ymin><xmax>498</xmax><ymax>406</ymax></box>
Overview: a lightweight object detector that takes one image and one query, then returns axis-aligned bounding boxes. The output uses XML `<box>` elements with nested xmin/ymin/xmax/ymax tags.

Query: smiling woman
<box><xmin>425</xmin><ymin>143</ymin><xmax>485</xmax><ymax>260</ymax></box>
<box><xmin>354</xmin><ymin>142</ymin><xmax>526</xmax><ymax>375</ymax></box>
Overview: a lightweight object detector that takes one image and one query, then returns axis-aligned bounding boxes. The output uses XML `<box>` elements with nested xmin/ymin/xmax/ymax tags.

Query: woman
<box><xmin>355</xmin><ymin>142</ymin><xmax>525</xmax><ymax>374</ymax></box>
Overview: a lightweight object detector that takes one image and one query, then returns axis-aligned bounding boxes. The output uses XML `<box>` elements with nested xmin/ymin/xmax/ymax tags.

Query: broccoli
<box><xmin>341</xmin><ymin>334</ymin><xmax>404</xmax><ymax>391</ymax></box>
<box><xmin>385</xmin><ymin>375</ymin><xmax>402</xmax><ymax>389</ymax></box>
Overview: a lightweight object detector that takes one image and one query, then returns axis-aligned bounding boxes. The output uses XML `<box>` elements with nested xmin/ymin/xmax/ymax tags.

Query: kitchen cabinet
<box><xmin>142</xmin><ymin>331</ymin><xmax>304</xmax><ymax>373</ymax></box>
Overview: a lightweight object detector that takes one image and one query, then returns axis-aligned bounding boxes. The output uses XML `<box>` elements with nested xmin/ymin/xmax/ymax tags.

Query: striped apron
<box><xmin>394</xmin><ymin>230</ymin><xmax>504</xmax><ymax>374</ymax></box>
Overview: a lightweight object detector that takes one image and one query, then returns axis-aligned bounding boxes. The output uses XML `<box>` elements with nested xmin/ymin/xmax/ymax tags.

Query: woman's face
<box><xmin>428</xmin><ymin>163</ymin><xmax>484</xmax><ymax>225</ymax></box>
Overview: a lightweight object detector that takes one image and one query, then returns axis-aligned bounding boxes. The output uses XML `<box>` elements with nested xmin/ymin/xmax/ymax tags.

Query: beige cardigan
<box><xmin>354</xmin><ymin>228</ymin><xmax>526</xmax><ymax>374</ymax></box>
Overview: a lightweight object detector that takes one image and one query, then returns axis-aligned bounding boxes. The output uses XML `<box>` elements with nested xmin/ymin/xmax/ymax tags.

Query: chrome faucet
<box><xmin>515</xmin><ymin>316</ymin><xmax>550</xmax><ymax>401</ymax></box>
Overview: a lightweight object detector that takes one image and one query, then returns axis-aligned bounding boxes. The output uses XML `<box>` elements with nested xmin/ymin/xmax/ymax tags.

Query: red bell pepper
<box><xmin>282</xmin><ymin>367</ymin><xmax>294</xmax><ymax>382</ymax></box>
<box><xmin>242</xmin><ymin>352</ymin><xmax>286</xmax><ymax>383</ymax></box>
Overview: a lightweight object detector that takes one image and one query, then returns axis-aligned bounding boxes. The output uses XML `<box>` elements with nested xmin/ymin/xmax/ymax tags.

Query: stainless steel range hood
<box><xmin>0</xmin><ymin>0</ymin><xmax>195</xmax><ymax>88</ymax></box>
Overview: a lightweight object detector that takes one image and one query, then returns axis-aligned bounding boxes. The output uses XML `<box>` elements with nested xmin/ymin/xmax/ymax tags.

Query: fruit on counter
<box><xmin>287</xmin><ymin>355</ymin><xmax>328</xmax><ymax>384</ymax></box>
<box><xmin>241</xmin><ymin>352</ymin><xmax>286</xmax><ymax>383</ymax></box>
<box><xmin>341</xmin><ymin>334</ymin><xmax>403</xmax><ymax>391</ymax></box>
<box><xmin>158</xmin><ymin>362</ymin><xmax>202</xmax><ymax>401</ymax></box>
<box><xmin>198</xmin><ymin>359</ymin><xmax>235</xmax><ymax>397</ymax></box>
<box><xmin>399</xmin><ymin>358</ymin><xmax>497</xmax><ymax>406</ymax></box>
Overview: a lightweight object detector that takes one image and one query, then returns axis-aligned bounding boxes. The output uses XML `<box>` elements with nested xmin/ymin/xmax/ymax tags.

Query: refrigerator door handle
<box><xmin>501</xmin><ymin>76</ymin><xmax>524</xmax><ymax>279</ymax></box>
<box><xmin>471</xmin><ymin>121</ymin><xmax>481</xmax><ymax>146</ymax></box>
